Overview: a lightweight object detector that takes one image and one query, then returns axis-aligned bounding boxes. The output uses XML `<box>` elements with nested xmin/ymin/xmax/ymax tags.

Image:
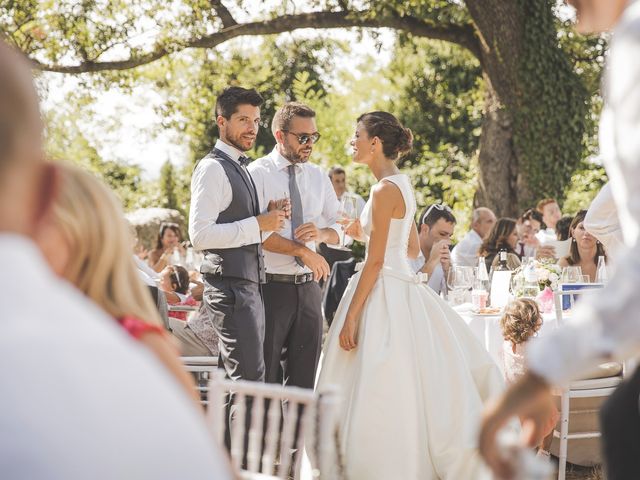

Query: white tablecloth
<box><xmin>453</xmin><ymin>303</ymin><xmax>559</xmax><ymax>375</ymax></box>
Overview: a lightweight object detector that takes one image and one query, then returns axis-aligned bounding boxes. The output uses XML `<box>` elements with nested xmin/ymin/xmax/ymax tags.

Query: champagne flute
<box><xmin>339</xmin><ymin>194</ymin><xmax>358</xmax><ymax>248</ymax></box>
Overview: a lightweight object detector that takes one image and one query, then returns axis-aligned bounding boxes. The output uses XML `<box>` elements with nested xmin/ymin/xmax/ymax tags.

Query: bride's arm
<box><xmin>339</xmin><ymin>181</ymin><xmax>399</xmax><ymax>351</ymax></box>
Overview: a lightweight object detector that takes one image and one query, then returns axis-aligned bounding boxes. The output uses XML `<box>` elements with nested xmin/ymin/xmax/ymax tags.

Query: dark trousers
<box><xmin>600</xmin><ymin>365</ymin><xmax>640</xmax><ymax>480</ymax></box>
<box><xmin>263</xmin><ymin>280</ymin><xmax>323</xmax><ymax>389</ymax></box>
<box><xmin>203</xmin><ymin>275</ymin><xmax>265</xmax><ymax>382</ymax></box>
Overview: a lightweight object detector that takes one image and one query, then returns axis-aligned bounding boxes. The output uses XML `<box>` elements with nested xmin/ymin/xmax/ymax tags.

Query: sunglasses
<box><xmin>282</xmin><ymin>130</ymin><xmax>321</xmax><ymax>145</ymax></box>
<box><xmin>421</xmin><ymin>204</ymin><xmax>452</xmax><ymax>225</ymax></box>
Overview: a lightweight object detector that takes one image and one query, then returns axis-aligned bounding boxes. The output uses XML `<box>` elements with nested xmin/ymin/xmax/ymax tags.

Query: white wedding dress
<box><xmin>316</xmin><ymin>174</ymin><xmax>504</xmax><ymax>479</ymax></box>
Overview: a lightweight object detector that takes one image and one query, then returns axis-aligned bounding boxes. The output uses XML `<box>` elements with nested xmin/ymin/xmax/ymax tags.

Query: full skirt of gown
<box><xmin>316</xmin><ymin>266</ymin><xmax>504</xmax><ymax>479</ymax></box>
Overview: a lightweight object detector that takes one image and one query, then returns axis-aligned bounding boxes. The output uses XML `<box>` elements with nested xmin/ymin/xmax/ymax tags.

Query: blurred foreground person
<box><xmin>35</xmin><ymin>163</ymin><xmax>201</xmax><ymax>406</ymax></box>
<box><xmin>0</xmin><ymin>40</ymin><xmax>232</xmax><ymax>479</ymax></box>
<box><xmin>479</xmin><ymin>2</ymin><xmax>640</xmax><ymax>479</ymax></box>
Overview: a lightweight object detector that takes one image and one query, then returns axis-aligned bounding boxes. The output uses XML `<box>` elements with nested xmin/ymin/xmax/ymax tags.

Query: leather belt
<box><xmin>265</xmin><ymin>273</ymin><xmax>314</xmax><ymax>285</ymax></box>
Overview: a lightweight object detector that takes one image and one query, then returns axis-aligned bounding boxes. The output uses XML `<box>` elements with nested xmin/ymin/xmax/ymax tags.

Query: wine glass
<box><xmin>447</xmin><ymin>266</ymin><xmax>473</xmax><ymax>305</ymax></box>
<box><xmin>339</xmin><ymin>194</ymin><xmax>358</xmax><ymax>248</ymax></box>
<box><xmin>561</xmin><ymin>266</ymin><xmax>582</xmax><ymax>284</ymax></box>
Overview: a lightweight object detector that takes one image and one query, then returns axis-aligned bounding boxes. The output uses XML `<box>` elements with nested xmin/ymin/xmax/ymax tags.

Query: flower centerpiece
<box><xmin>511</xmin><ymin>259</ymin><xmax>562</xmax><ymax>297</ymax></box>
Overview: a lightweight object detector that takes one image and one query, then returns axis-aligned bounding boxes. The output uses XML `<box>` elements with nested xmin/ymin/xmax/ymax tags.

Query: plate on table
<box><xmin>471</xmin><ymin>307</ymin><xmax>503</xmax><ymax>317</ymax></box>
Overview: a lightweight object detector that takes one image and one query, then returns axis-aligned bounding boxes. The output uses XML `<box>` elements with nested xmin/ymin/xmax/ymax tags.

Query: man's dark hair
<box><xmin>555</xmin><ymin>215</ymin><xmax>573</xmax><ymax>241</ymax></box>
<box><xmin>214</xmin><ymin>87</ymin><xmax>264</xmax><ymax>119</ymax></box>
<box><xmin>419</xmin><ymin>204</ymin><xmax>457</xmax><ymax>228</ymax></box>
<box><xmin>520</xmin><ymin>208</ymin><xmax>544</xmax><ymax>227</ymax></box>
<box><xmin>328</xmin><ymin>166</ymin><xmax>345</xmax><ymax>180</ymax></box>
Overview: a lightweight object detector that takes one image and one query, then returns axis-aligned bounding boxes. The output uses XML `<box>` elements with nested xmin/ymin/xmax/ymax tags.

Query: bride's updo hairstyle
<box><xmin>357</xmin><ymin>111</ymin><xmax>413</xmax><ymax>160</ymax></box>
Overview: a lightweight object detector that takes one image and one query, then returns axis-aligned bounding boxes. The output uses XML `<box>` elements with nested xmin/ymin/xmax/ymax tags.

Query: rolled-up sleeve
<box><xmin>188</xmin><ymin>159</ymin><xmax>260</xmax><ymax>250</ymax></box>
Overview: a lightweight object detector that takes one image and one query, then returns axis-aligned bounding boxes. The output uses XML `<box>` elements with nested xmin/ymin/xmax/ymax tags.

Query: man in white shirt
<box><xmin>0</xmin><ymin>39</ymin><xmax>231</xmax><ymax>480</ymax></box>
<box><xmin>249</xmin><ymin>102</ymin><xmax>340</xmax><ymax>389</ymax></box>
<box><xmin>409</xmin><ymin>203</ymin><xmax>456</xmax><ymax>295</ymax></box>
<box><xmin>479</xmin><ymin>2</ymin><xmax>640</xmax><ymax>479</ymax></box>
<box><xmin>328</xmin><ymin>166</ymin><xmax>367</xmax><ymax>217</ymax></box>
<box><xmin>186</xmin><ymin>87</ymin><xmax>285</xmax><ymax>382</ymax></box>
<box><xmin>536</xmin><ymin>197</ymin><xmax>562</xmax><ymax>242</ymax></box>
<box><xmin>451</xmin><ymin>207</ymin><xmax>496</xmax><ymax>267</ymax></box>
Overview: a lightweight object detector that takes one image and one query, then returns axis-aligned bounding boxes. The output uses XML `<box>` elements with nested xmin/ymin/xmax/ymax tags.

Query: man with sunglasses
<box><xmin>248</xmin><ymin>102</ymin><xmax>342</xmax><ymax>390</ymax></box>
<box><xmin>409</xmin><ymin>203</ymin><xmax>457</xmax><ymax>295</ymax></box>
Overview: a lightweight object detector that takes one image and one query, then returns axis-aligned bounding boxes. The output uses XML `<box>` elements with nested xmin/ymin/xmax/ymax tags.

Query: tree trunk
<box><xmin>467</xmin><ymin>0</ymin><xmax>587</xmax><ymax>214</ymax></box>
<box><xmin>474</xmin><ymin>75</ymin><xmax>519</xmax><ymax>217</ymax></box>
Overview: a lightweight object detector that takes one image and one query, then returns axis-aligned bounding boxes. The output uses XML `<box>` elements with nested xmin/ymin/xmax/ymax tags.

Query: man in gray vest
<box><xmin>187</xmin><ymin>86</ymin><xmax>285</xmax><ymax>383</ymax></box>
<box><xmin>249</xmin><ymin>102</ymin><xmax>341</xmax><ymax>389</ymax></box>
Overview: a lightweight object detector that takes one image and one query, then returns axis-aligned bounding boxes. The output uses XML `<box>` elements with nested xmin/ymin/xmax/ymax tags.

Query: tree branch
<box><xmin>210</xmin><ymin>0</ymin><xmax>237</xmax><ymax>29</ymax></box>
<box><xmin>29</xmin><ymin>10</ymin><xmax>481</xmax><ymax>74</ymax></box>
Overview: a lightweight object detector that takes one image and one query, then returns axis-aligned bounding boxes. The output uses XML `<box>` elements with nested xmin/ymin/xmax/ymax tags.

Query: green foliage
<box><xmin>159</xmin><ymin>160</ymin><xmax>179</xmax><ymax>211</ymax></box>
<box><xmin>562</xmin><ymin>160</ymin><xmax>608</xmax><ymax>216</ymax></box>
<box><xmin>511</xmin><ymin>0</ymin><xmax>589</xmax><ymax>209</ymax></box>
<box><xmin>43</xmin><ymin>102</ymin><xmax>144</xmax><ymax>210</ymax></box>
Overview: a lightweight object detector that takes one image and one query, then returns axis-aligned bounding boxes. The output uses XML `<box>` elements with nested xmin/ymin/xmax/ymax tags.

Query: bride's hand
<box><xmin>340</xmin><ymin>218</ymin><xmax>365</xmax><ymax>242</ymax></box>
<box><xmin>339</xmin><ymin>316</ymin><xmax>359</xmax><ymax>351</ymax></box>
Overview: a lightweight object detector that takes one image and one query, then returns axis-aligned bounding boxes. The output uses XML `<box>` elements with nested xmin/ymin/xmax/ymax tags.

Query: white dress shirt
<box><xmin>189</xmin><ymin>139</ymin><xmax>261</xmax><ymax>250</ymax></box>
<box><xmin>249</xmin><ymin>148</ymin><xmax>341</xmax><ymax>274</ymax></box>
<box><xmin>1</xmin><ymin>234</ymin><xmax>231</xmax><ymax>480</ymax></box>
<box><xmin>584</xmin><ymin>182</ymin><xmax>625</xmax><ymax>264</ymax></box>
<box><xmin>527</xmin><ymin>1</ymin><xmax>640</xmax><ymax>386</ymax></box>
<box><xmin>451</xmin><ymin>229</ymin><xmax>482</xmax><ymax>267</ymax></box>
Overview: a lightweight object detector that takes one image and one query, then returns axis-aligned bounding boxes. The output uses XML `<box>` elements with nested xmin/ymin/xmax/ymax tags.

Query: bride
<box><xmin>316</xmin><ymin>112</ymin><xmax>504</xmax><ymax>479</ymax></box>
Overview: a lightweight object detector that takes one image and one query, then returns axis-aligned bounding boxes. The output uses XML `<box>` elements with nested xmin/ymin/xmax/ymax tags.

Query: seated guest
<box><xmin>148</xmin><ymin>222</ymin><xmax>186</xmax><ymax>272</ymax></box>
<box><xmin>555</xmin><ymin>215</ymin><xmax>573</xmax><ymax>241</ymax></box>
<box><xmin>1</xmin><ymin>40</ymin><xmax>230</xmax><ymax>480</ymax></box>
<box><xmin>515</xmin><ymin>208</ymin><xmax>543</xmax><ymax>258</ymax></box>
<box><xmin>451</xmin><ymin>207</ymin><xmax>496</xmax><ymax>267</ymax></box>
<box><xmin>35</xmin><ymin>164</ymin><xmax>200</xmax><ymax>406</ymax></box>
<box><xmin>500</xmin><ymin>299</ymin><xmax>559</xmax><ymax>452</ymax></box>
<box><xmin>478</xmin><ymin>217</ymin><xmax>521</xmax><ymax>271</ymax></box>
<box><xmin>409</xmin><ymin>203</ymin><xmax>456</xmax><ymax>295</ymax></box>
<box><xmin>536</xmin><ymin>197</ymin><xmax>562</xmax><ymax>241</ymax></box>
<box><xmin>159</xmin><ymin>265</ymin><xmax>199</xmax><ymax>322</ymax></box>
<box><xmin>559</xmin><ymin>210</ymin><xmax>607</xmax><ymax>282</ymax></box>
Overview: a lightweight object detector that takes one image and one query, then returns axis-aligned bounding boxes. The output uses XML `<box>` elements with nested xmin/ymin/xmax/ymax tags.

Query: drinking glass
<box><xmin>561</xmin><ymin>266</ymin><xmax>582</xmax><ymax>284</ymax></box>
<box><xmin>579</xmin><ymin>274</ymin><xmax>590</xmax><ymax>283</ymax></box>
<box><xmin>339</xmin><ymin>195</ymin><xmax>358</xmax><ymax>248</ymax></box>
<box><xmin>447</xmin><ymin>266</ymin><xmax>474</xmax><ymax>305</ymax></box>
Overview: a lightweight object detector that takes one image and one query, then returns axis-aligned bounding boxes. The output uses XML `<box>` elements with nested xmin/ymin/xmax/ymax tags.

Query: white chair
<box><xmin>180</xmin><ymin>356</ymin><xmax>218</xmax><ymax>407</ymax></box>
<box><xmin>208</xmin><ymin>371</ymin><xmax>342</xmax><ymax>479</ymax></box>
<box><xmin>552</xmin><ymin>289</ymin><xmax>623</xmax><ymax>480</ymax></box>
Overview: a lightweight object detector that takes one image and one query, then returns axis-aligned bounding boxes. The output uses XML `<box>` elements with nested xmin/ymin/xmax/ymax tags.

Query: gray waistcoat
<box><xmin>199</xmin><ymin>148</ymin><xmax>265</xmax><ymax>283</ymax></box>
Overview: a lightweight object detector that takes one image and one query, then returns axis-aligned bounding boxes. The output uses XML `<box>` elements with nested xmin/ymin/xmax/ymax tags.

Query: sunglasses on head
<box><xmin>282</xmin><ymin>130</ymin><xmax>321</xmax><ymax>145</ymax></box>
<box><xmin>169</xmin><ymin>268</ymin><xmax>183</xmax><ymax>290</ymax></box>
<box><xmin>421</xmin><ymin>204</ymin><xmax>452</xmax><ymax>225</ymax></box>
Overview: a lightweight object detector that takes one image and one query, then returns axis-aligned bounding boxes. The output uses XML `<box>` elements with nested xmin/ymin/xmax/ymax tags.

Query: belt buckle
<box><xmin>294</xmin><ymin>274</ymin><xmax>304</xmax><ymax>285</ymax></box>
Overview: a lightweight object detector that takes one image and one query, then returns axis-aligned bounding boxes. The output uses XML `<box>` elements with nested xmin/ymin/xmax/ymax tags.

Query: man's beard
<box><xmin>226</xmin><ymin>130</ymin><xmax>253</xmax><ymax>152</ymax></box>
<box><xmin>281</xmin><ymin>140</ymin><xmax>310</xmax><ymax>164</ymax></box>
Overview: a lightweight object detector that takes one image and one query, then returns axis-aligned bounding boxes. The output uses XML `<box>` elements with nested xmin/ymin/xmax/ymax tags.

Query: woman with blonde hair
<box><xmin>35</xmin><ymin>163</ymin><xmax>200</xmax><ymax>406</ymax></box>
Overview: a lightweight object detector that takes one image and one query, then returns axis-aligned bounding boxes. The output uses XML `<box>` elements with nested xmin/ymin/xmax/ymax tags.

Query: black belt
<box><xmin>265</xmin><ymin>273</ymin><xmax>314</xmax><ymax>285</ymax></box>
